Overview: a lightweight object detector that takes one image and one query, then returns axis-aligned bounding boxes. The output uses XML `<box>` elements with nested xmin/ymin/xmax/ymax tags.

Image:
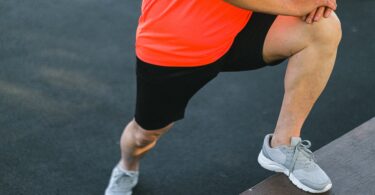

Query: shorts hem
<box><xmin>134</xmin><ymin>114</ymin><xmax>184</xmax><ymax>131</ymax></box>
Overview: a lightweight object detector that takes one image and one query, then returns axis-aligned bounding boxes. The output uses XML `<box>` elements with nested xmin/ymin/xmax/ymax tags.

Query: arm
<box><xmin>223</xmin><ymin>0</ymin><xmax>336</xmax><ymax>17</ymax></box>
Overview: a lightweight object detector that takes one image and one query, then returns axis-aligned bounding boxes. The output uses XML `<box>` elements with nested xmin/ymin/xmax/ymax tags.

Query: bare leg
<box><xmin>262</xmin><ymin>13</ymin><xmax>342</xmax><ymax>147</ymax></box>
<box><xmin>119</xmin><ymin>118</ymin><xmax>173</xmax><ymax>171</ymax></box>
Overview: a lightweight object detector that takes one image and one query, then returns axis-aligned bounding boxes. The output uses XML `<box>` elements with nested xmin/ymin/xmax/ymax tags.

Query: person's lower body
<box><xmin>255</xmin><ymin>13</ymin><xmax>341</xmax><ymax>193</ymax></box>
<box><xmin>105</xmin><ymin>10</ymin><xmax>342</xmax><ymax>194</ymax></box>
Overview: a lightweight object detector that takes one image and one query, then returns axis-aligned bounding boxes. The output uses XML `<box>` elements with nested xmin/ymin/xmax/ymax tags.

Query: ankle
<box><xmin>270</xmin><ymin>135</ymin><xmax>291</xmax><ymax>148</ymax></box>
<box><xmin>119</xmin><ymin>158</ymin><xmax>140</xmax><ymax>172</ymax></box>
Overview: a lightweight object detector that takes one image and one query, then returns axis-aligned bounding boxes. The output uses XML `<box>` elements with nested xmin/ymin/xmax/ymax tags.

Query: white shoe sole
<box><xmin>105</xmin><ymin>189</ymin><xmax>132</xmax><ymax>195</ymax></box>
<box><xmin>257</xmin><ymin>151</ymin><xmax>332</xmax><ymax>193</ymax></box>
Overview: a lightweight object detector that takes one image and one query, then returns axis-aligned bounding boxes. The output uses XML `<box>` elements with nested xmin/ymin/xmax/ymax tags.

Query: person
<box><xmin>105</xmin><ymin>0</ymin><xmax>342</xmax><ymax>194</ymax></box>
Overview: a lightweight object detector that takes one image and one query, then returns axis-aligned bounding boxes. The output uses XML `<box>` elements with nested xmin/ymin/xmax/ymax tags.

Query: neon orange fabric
<box><xmin>135</xmin><ymin>0</ymin><xmax>252</xmax><ymax>67</ymax></box>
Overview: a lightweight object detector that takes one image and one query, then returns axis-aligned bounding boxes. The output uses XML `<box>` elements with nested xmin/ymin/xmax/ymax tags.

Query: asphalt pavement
<box><xmin>0</xmin><ymin>1</ymin><xmax>374</xmax><ymax>194</ymax></box>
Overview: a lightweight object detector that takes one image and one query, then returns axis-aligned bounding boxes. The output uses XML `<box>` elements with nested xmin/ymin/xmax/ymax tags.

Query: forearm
<box><xmin>224</xmin><ymin>0</ymin><xmax>297</xmax><ymax>16</ymax></box>
<box><xmin>224</xmin><ymin>0</ymin><xmax>336</xmax><ymax>17</ymax></box>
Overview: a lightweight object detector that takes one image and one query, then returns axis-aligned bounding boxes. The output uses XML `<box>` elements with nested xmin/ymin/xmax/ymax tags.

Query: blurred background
<box><xmin>0</xmin><ymin>1</ymin><xmax>374</xmax><ymax>195</ymax></box>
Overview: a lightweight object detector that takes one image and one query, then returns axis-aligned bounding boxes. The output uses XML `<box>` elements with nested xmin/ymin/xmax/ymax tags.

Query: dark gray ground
<box><xmin>0</xmin><ymin>1</ymin><xmax>374</xmax><ymax>195</ymax></box>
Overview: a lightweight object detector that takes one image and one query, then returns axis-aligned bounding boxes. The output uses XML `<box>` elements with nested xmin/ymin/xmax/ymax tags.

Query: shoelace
<box><xmin>287</xmin><ymin>140</ymin><xmax>316</xmax><ymax>176</ymax></box>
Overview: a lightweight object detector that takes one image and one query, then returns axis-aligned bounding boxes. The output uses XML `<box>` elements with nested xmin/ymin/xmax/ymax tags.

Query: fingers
<box><xmin>323</xmin><ymin>0</ymin><xmax>336</xmax><ymax>18</ymax></box>
<box><xmin>318</xmin><ymin>0</ymin><xmax>337</xmax><ymax>11</ymax></box>
<box><xmin>305</xmin><ymin>8</ymin><xmax>317</xmax><ymax>24</ymax></box>
<box><xmin>303</xmin><ymin>0</ymin><xmax>337</xmax><ymax>24</ymax></box>
<box><xmin>313</xmin><ymin>6</ymin><xmax>325</xmax><ymax>22</ymax></box>
<box><xmin>325</xmin><ymin>0</ymin><xmax>337</xmax><ymax>10</ymax></box>
<box><xmin>324</xmin><ymin>8</ymin><xmax>333</xmax><ymax>18</ymax></box>
<box><xmin>303</xmin><ymin>6</ymin><xmax>335</xmax><ymax>24</ymax></box>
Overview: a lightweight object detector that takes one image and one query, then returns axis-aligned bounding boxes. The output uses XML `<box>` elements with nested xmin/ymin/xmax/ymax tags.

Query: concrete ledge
<box><xmin>240</xmin><ymin>117</ymin><xmax>375</xmax><ymax>195</ymax></box>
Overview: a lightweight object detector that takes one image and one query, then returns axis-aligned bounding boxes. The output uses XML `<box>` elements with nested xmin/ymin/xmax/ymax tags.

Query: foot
<box><xmin>105</xmin><ymin>161</ymin><xmax>139</xmax><ymax>195</ymax></box>
<box><xmin>257</xmin><ymin>134</ymin><xmax>332</xmax><ymax>193</ymax></box>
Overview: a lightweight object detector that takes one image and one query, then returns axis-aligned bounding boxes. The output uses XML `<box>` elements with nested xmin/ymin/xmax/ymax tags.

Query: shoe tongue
<box><xmin>290</xmin><ymin>137</ymin><xmax>302</xmax><ymax>146</ymax></box>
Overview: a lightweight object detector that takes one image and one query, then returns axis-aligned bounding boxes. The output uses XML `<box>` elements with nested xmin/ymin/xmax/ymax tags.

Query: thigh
<box><xmin>263</xmin><ymin>13</ymin><xmax>341</xmax><ymax>63</ymax></box>
<box><xmin>262</xmin><ymin>15</ymin><xmax>313</xmax><ymax>63</ymax></box>
<box><xmin>134</xmin><ymin>57</ymin><xmax>219</xmax><ymax>130</ymax></box>
<box><xmin>219</xmin><ymin>12</ymin><xmax>286</xmax><ymax>72</ymax></box>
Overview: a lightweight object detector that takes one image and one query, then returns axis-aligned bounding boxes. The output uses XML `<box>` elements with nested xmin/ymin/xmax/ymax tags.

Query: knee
<box><xmin>311</xmin><ymin>12</ymin><xmax>342</xmax><ymax>47</ymax></box>
<box><xmin>131</xmin><ymin>119</ymin><xmax>174</xmax><ymax>147</ymax></box>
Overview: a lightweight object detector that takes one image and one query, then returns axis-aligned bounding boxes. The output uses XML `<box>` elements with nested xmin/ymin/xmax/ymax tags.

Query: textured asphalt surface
<box><xmin>1</xmin><ymin>1</ymin><xmax>374</xmax><ymax>195</ymax></box>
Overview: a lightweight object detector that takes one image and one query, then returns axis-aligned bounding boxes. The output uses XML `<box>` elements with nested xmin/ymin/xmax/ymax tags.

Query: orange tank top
<box><xmin>135</xmin><ymin>0</ymin><xmax>252</xmax><ymax>67</ymax></box>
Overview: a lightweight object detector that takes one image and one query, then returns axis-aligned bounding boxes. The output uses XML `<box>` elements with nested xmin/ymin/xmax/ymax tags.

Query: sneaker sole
<box><xmin>257</xmin><ymin>151</ymin><xmax>332</xmax><ymax>193</ymax></box>
<box><xmin>105</xmin><ymin>189</ymin><xmax>132</xmax><ymax>195</ymax></box>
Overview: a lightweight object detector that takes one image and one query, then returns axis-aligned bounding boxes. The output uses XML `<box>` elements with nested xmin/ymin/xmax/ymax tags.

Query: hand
<box><xmin>302</xmin><ymin>6</ymin><xmax>334</xmax><ymax>24</ymax></box>
<box><xmin>292</xmin><ymin>0</ymin><xmax>337</xmax><ymax>17</ymax></box>
<box><xmin>322</xmin><ymin>0</ymin><xmax>336</xmax><ymax>18</ymax></box>
<box><xmin>302</xmin><ymin>4</ymin><xmax>333</xmax><ymax>24</ymax></box>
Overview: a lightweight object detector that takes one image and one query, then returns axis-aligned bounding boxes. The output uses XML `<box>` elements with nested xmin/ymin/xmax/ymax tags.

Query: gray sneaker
<box><xmin>257</xmin><ymin>134</ymin><xmax>332</xmax><ymax>193</ymax></box>
<box><xmin>105</xmin><ymin>162</ymin><xmax>139</xmax><ymax>195</ymax></box>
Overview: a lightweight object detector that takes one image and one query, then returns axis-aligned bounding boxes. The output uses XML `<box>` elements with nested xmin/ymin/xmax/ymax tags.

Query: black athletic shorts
<box><xmin>134</xmin><ymin>12</ymin><xmax>287</xmax><ymax>130</ymax></box>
